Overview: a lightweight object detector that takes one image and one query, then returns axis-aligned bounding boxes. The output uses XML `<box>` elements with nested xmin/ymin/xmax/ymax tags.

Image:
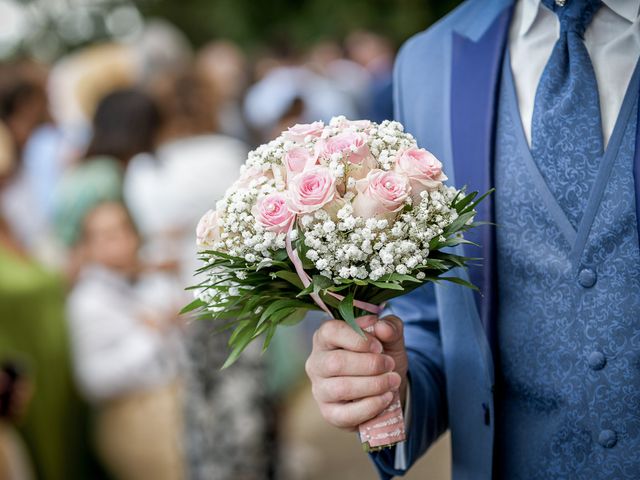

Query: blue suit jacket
<box><xmin>372</xmin><ymin>1</ymin><xmax>640</xmax><ymax>478</ymax></box>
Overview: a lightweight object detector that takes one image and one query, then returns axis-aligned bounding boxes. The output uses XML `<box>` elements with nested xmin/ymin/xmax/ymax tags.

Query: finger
<box><xmin>321</xmin><ymin>391</ymin><xmax>395</xmax><ymax>429</ymax></box>
<box><xmin>313</xmin><ymin>320</ymin><xmax>382</xmax><ymax>353</ymax></box>
<box><xmin>314</xmin><ymin>372</ymin><xmax>402</xmax><ymax>403</ymax></box>
<box><xmin>310</xmin><ymin>350</ymin><xmax>395</xmax><ymax>377</ymax></box>
<box><xmin>374</xmin><ymin>315</ymin><xmax>404</xmax><ymax>348</ymax></box>
<box><xmin>355</xmin><ymin>315</ymin><xmax>379</xmax><ymax>332</ymax></box>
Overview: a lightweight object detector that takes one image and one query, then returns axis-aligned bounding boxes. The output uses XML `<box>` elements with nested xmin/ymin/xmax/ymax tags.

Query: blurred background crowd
<box><xmin>0</xmin><ymin>0</ymin><xmax>459</xmax><ymax>479</ymax></box>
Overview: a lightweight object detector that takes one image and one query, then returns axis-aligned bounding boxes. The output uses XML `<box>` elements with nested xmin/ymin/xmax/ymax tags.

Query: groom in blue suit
<box><xmin>305</xmin><ymin>0</ymin><xmax>640</xmax><ymax>478</ymax></box>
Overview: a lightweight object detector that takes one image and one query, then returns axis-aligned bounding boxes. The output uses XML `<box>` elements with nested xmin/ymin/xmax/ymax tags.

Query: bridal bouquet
<box><xmin>185</xmin><ymin>116</ymin><xmax>488</xmax><ymax>450</ymax></box>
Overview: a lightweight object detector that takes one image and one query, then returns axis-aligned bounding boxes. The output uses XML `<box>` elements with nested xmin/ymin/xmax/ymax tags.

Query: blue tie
<box><xmin>531</xmin><ymin>0</ymin><xmax>604</xmax><ymax>228</ymax></box>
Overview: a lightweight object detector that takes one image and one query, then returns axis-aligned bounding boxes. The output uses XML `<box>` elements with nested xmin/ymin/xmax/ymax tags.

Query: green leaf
<box><xmin>338</xmin><ymin>292</ymin><xmax>364</xmax><ymax>336</ymax></box>
<box><xmin>422</xmin><ymin>258</ymin><xmax>448</xmax><ymax>270</ymax></box>
<box><xmin>222</xmin><ymin>323</ymin><xmax>258</xmax><ymax>369</ymax></box>
<box><xmin>295</xmin><ymin>233</ymin><xmax>316</xmax><ymax>269</ymax></box>
<box><xmin>440</xmin><ymin>276</ymin><xmax>479</xmax><ymax>291</ymax></box>
<box><xmin>443</xmin><ymin>211</ymin><xmax>476</xmax><ymax>237</ymax></box>
<box><xmin>211</xmin><ymin>308</ymin><xmax>244</xmax><ymax>320</ymax></box>
<box><xmin>252</xmin><ymin>318</ymin><xmax>274</xmax><ymax>338</ymax></box>
<box><xmin>262</xmin><ymin>324</ymin><xmax>278</xmax><ymax>353</ymax></box>
<box><xmin>180</xmin><ymin>298</ymin><xmax>205</xmax><ymax>314</ymax></box>
<box><xmin>274</xmin><ymin>271</ymin><xmax>304</xmax><ymax>289</ymax></box>
<box><xmin>438</xmin><ymin>237</ymin><xmax>478</xmax><ymax>248</ymax></box>
<box><xmin>453</xmin><ymin>191</ymin><xmax>477</xmax><ymax>212</ymax></box>
<box><xmin>228</xmin><ymin>320</ymin><xmax>253</xmax><ymax>345</ymax></box>
<box><xmin>273</xmin><ymin>249</ymin><xmax>289</xmax><ymax>262</ymax></box>
<box><xmin>212</xmin><ymin>318</ymin><xmax>245</xmax><ymax>334</ymax></box>
<box><xmin>259</xmin><ymin>299</ymin><xmax>313</xmax><ymax>324</ymax></box>
<box><xmin>383</xmin><ymin>273</ymin><xmax>421</xmax><ymax>283</ymax></box>
<box><xmin>280</xmin><ymin>308</ymin><xmax>308</xmax><ymax>326</ymax></box>
<box><xmin>370</xmin><ymin>281</ymin><xmax>404</xmax><ymax>290</ymax></box>
<box><xmin>312</xmin><ymin>275</ymin><xmax>333</xmax><ymax>290</ymax></box>
<box><xmin>466</xmin><ymin>188</ymin><xmax>495</xmax><ymax>212</ymax></box>
<box><xmin>222</xmin><ymin>335</ymin><xmax>253</xmax><ymax>369</ymax></box>
<box><xmin>325</xmin><ymin>283</ymin><xmax>351</xmax><ymax>293</ymax></box>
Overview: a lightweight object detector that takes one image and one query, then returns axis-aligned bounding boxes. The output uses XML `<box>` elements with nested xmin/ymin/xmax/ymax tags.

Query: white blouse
<box><xmin>67</xmin><ymin>265</ymin><xmax>183</xmax><ymax>402</ymax></box>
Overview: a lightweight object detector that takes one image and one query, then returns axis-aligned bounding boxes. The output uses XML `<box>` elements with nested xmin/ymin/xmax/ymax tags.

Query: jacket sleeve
<box><xmin>369</xmin><ymin>283</ymin><xmax>449</xmax><ymax>478</ymax></box>
<box><xmin>369</xmin><ymin>39</ymin><xmax>450</xmax><ymax>477</ymax></box>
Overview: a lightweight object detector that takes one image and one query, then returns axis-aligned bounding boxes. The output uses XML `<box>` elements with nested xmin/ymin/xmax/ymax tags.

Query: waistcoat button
<box><xmin>588</xmin><ymin>351</ymin><xmax>606</xmax><ymax>370</ymax></box>
<box><xmin>578</xmin><ymin>268</ymin><xmax>597</xmax><ymax>288</ymax></box>
<box><xmin>598</xmin><ymin>429</ymin><xmax>617</xmax><ymax>448</ymax></box>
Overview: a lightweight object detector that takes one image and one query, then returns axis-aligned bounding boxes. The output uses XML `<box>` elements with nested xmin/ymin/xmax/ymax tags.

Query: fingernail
<box><xmin>383</xmin><ymin>391</ymin><xmax>394</xmax><ymax>403</ymax></box>
<box><xmin>369</xmin><ymin>340</ymin><xmax>383</xmax><ymax>354</ymax></box>
<box><xmin>384</xmin><ymin>355</ymin><xmax>395</xmax><ymax>371</ymax></box>
<box><xmin>388</xmin><ymin>373</ymin><xmax>401</xmax><ymax>390</ymax></box>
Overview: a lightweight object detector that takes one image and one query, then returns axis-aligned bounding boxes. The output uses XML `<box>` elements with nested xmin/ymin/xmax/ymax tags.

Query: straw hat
<box><xmin>48</xmin><ymin>43</ymin><xmax>137</xmax><ymax>128</ymax></box>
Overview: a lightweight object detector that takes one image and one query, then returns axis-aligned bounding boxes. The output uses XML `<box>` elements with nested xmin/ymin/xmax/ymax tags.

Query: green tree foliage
<box><xmin>138</xmin><ymin>0</ymin><xmax>462</xmax><ymax>51</ymax></box>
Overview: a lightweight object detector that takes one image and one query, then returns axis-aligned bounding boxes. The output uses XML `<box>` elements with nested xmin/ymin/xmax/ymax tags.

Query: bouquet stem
<box><xmin>359</xmin><ymin>390</ymin><xmax>406</xmax><ymax>451</ymax></box>
<box><xmin>359</xmin><ymin>322</ymin><xmax>406</xmax><ymax>451</ymax></box>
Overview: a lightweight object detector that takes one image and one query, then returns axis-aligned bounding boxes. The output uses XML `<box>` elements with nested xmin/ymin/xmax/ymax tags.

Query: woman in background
<box><xmin>53</xmin><ymin>88</ymin><xmax>161</xmax><ymax>251</ymax></box>
<box><xmin>0</xmin><ymin>108</ymin><xmax>99</xmax><ymax>479</ymax></box>
<box><xmin>67</xmin><ymin>200</ymin><xmax>185</xmax><ymax>480</ymax></box>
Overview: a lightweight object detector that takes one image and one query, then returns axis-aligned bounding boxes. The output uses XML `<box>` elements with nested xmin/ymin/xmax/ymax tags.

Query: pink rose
<box><xmin>284</xmin><ymin>147</ymin><xmax>317</xmax><ymax>175</ymax></box>
<box><xmin>287</xmin><ymin>167</ymin><xmax>336</xmax><ymax>213</ymax></box>
<box><xmin>196</xmin><ymin>209</ymin><xmax>221</xmax><ymax>247</ymax></box>
<box><xmin>352</xmin><ymin>169</ymin><xmax>410</xmax><ymax>218</ymax></box>
<box><xmin>284</xmin><ymin>121</ymin><xmax>325</xmax><ymax>141</ymax></box>
<box><xmin>394</xmin><ymin>148</ymin><xmax>447</xmax><ymax>197</ymax></box>
<box><xmin>323</xmin><ymin>131</ymin><xmax>370</xmax><ymax>164</ymax></box>
<box><xmin>253</xmin><ymin>193</ymin><xmax>295</xmax><ymax>233</ymax></box>
<box><xmin>347</xmin><ymin>152</ymin><xmax>377</xmax><ymax>180</ymax></box>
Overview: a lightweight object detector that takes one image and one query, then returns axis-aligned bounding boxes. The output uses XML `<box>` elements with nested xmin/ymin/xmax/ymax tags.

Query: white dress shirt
<box><xmin>394</xmin><ymin>0</ymin><xmax>640</xmax><ymax>469</ymax></box>
<box><xmin>510</xmin><ymin>0</ymin><xmax>640</xmax><ymax>147</ymax></box>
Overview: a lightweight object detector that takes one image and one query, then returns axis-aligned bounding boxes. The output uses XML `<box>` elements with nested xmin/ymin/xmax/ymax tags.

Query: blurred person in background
<box><xmin>0</xmin><ymin>361</ymin><xmax>34</xmax><ymax>480</ymax></box>
<box><xmin>52</xmin><ymin>88</ymin><xmax>161</xmax><ymax>272</ymax></box>
<box><xmin>126</xmin><ymin>68</ymin><xmax>247</xmax><ymax>278</ymax></box>
<box><xmin>0</xmin><ymin>61</ymin><xmax>62</xmax><ymax>266</ymax></box>
<box><xmin>133</xmin><ymin>19</ymin><xmax>193</xmax><ymax>86</ymax></box>
<box><xmin>47</xmin><ymin>20</ymin><xmax>190</xmax><ymax>144</ymax></box>
<box><xmin>125</xmin><ymin>67</ymin><xmax>272</xmax><ymax>480</ymax></box>
<box><xmin>345</xmin><ymin>31</ymin><xmax>395</xmax><ymax>122</ymax></box>
<box><xmin>0</xmin><ymin>62</ymin><xmax>48</xmax><ymax>159</ymax></box>
<box><xmin>66</xmin><ymin>200</ymin><xmax>185</xmax><ymax>480</ymax></box>
<box><xmin>305</xmin><ymin>40</ymin><xmax>371</xmax><ymax>119</ymax></box>
<box><xmin>48</xmin><ymin>43</ymin><xmax>137</xmax><ymax>142</ymax></box>
<box><xmin>0</xmin><ymin>111</ymin><xmax>99</xmax><ymax>479</ymax></box>
<box><xmin>196</xmin><ymin>40</ymin><xmax>252</xmax><ymax>144</ymax></box>
<box><xmin>244</xmin><ymin>42</ymin><xmax>358</xmax><ymax>143</ymax></box>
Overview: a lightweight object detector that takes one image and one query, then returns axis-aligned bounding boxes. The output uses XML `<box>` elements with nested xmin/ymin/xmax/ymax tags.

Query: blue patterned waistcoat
<box><xmin>493</xmin><ymin>54</ymin><xmax>640</xmax><ymax>479</ymax></box>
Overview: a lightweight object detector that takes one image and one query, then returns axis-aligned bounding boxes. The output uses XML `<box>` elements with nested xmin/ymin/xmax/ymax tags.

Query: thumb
<box><xmin>374</xmin><ymin>315</ymin><xmax>404</xmax><ymax>352</ymax></box>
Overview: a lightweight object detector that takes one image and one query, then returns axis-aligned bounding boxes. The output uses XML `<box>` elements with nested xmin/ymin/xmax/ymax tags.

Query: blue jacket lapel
<box><xmin>635</xmin><ymin>81</ymin><xmax>640</xmax><ymax>246</ymax></box>
<box><xmin>450</xmin><ymin>5</ymin><xmax>513</xmax><ymax>348</ymax></box>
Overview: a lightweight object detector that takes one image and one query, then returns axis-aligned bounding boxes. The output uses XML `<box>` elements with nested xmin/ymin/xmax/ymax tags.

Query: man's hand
<box><xmin>305</xmin><ymin>314</ymin><xmax>408</xmax><ymax>431</ymax></box>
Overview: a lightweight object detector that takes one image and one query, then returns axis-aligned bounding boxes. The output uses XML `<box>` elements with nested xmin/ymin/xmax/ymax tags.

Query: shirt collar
<box><xmin>519</xmin><ymin>0</ymin><xmax>640</xmax><ymax>37</ymax></box>
<box><xmin>607</xmin><ymin>0</ymin><xmax>640</xmax><ymax>22</ymax></box>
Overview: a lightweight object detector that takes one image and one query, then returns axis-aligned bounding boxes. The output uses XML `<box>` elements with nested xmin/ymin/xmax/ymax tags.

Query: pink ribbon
<box><xmin>285</xmin><ymin>224</ymin><xmax>381</xmax><ymax>316</ymax></box>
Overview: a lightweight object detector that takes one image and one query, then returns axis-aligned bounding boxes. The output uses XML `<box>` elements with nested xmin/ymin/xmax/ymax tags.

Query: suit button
<box><xmin>598</xmin><ymin>429</ymin><xmax>617</xmax><ymax>448</ymax></box>
<box><xmin>588</xmin><ymin>351</ymin><xmax>606</xmax><ymax>370</ymax></box>
<box><xmin>578</xmin><ymin>268</ymin><xmax>597</xmax><ymax>288</ymax></box>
